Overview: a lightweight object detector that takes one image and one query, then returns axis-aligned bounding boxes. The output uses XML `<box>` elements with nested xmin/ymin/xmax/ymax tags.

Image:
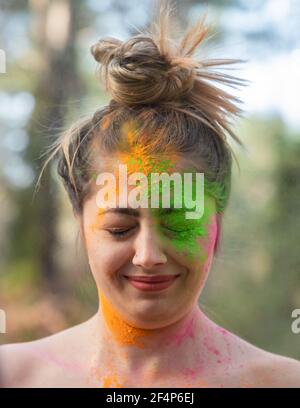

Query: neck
<box><xmin>89</xmin><ymin>292</ymin><xmax>211</xmax><ymax>387</ymax></box>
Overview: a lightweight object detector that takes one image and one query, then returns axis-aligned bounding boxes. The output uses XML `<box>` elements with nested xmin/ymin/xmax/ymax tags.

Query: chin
<box><xmin>124</xmin><ymin>301</ymin><xmax>188</xmax><ymax>330</ymax></box>
<box><xmin>126</xmin><ymin>315</ymin><xmax>177</xmax><ymax>331</ymax></box>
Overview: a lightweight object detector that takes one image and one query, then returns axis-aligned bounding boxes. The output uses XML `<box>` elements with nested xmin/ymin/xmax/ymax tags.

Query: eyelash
<box><xmin>107</xmin><ymin>228</ymin><xmax>135</xmax><ymax>237</ymax></box>
<box><xmin>163</xmin><ymin>227</ymin><xmax>190</xmax><ymax>236</ymax></box>
<box><xmin>107</xmin><ymin>225</ymin><xmax>189</xmax><ymax>240</ymax></box>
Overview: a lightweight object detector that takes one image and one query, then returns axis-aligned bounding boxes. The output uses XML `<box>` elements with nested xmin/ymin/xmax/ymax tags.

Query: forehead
<box><xmin>86</xmin><ymin>149</ymin><xmax>212</xmax><ymax>217</ymax></box>
<box><xmin>97</xmin><ymin>197</ymin><xmax>216</xmax><ymax>216</ymax></box>
<box><xmin>89</xmin><ymin>154</ymin><xmax>203</xmax><ymax>202</ymax></box>
<box><xmin>90</xmin><ymin>152</ymin><xmax>199</xmax><ymax>178</ymax></box>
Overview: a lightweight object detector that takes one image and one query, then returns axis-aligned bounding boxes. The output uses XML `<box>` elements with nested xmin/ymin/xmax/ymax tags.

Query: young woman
<box><xmin>1</xmin><ymin>4</ymin><xmax>300</xmax><ymax>388</ymax></box>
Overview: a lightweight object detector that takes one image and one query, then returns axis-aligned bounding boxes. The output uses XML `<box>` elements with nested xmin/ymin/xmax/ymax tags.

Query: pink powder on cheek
<box><xmin>196</xmin><ymin>217</ymin><xmax>218</xmax><ymax>275</ymax></box>
<box><xmin>199</xmin><ymin>216</ymin><xmax>218</xmax><ymax>256</ymax></box>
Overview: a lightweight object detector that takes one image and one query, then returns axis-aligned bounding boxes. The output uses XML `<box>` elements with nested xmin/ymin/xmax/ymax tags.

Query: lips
<box><xmin>124</xmin><ymin>274</ymin><xmax>180</xmax><ymax>292</ymax></box>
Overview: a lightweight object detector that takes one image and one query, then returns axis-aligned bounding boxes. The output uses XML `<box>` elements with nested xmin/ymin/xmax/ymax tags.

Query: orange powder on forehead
<box><xmin>117</xmin><ymin>120</ymin><xmax>177</xmax><ymax>176</ymax></box>
<box><xmin>99</xmin><ymin>290</ymin><xmax>150</xmax><ymax>349</ymax></box>
<box><xmin>89</xmin><ymin>208</ymin><xmax>106</xmax><ymax>233</ymax></box>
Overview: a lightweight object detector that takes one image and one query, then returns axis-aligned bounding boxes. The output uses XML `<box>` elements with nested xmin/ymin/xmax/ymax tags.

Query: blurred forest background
<box><xmin>0</xmin><ymin>0</ymin><xmax>299</xmax><ymax>359</ymax></box>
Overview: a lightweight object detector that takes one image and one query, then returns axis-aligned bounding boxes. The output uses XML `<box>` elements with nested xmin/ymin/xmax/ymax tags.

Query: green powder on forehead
<box><xmin>127</xmin><ymin>156</ymin><xmax>176</xmax><ymax>173</ymax></box>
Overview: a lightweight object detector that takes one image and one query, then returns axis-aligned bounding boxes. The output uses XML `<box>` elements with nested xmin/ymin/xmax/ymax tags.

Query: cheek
<box><xmin>179</xmin><ymin>217</ymin><xmax>218</xmax><ymax>280</ymax></box>
<box><xmin>83</xmin><ymin>228</ymin><xmax>131</xmax><ymax>280</ymax></box>
<box><xmin>179</xmin><ymin>216</ymin><xmax>218</xmax><ymax>263</ymax></box>
<box><xmin>199</xmin><ymin>216</ymin><xmax>218</xmax><ymax>257</ymax></box>
<box><xmin>197</xmin><ymin>217</ymin><xmax>218</xmax><ymax>273</ymax></box>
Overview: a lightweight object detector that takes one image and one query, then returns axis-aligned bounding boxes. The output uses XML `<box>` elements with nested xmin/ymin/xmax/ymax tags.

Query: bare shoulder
<box><xmin>230</xmin><ymin>333</ymin><xmax>300</xmax><ymax>387</ymax></box>
<box><xmin>0</xmin><ymin>341</ymin><xmax>39</xmax><ymax>387</ymax></box>
<box><xmin>209</xmin><ymin>321</ymin><xmax>300</xmax><ymax>387</ymax></box>
<box><xmin>0</xmin><ymin>317</ymin><xmax>94</xmax><ymax>387</ymax></box>
<box><xmin>244</xmin><ymin>351</ymin><xmax>300</xmax><ymax>388</ymax></box>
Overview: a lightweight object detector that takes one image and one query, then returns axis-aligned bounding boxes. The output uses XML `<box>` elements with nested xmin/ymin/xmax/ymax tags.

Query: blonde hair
<box><xmin>37</xmin><ymin>1</ymin><xmax>246</xmax><ymax>233</ymax></box>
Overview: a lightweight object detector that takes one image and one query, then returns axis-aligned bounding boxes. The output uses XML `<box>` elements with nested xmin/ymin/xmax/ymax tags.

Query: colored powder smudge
<box><xmin>216</xmin><ymin>326</ymin><xmax>232</xmax><ymax>368</ymax></box>
<box><xmin>28</xmin><ymin>347</ymin><xmax>83</xmax><ymax>373</ymax></box>
<box><xmin>89</xmin><ymin>208</ymin><xmax>106</xmax><ymax>232</ymax></box>
<box><xmin>182</xmin><ymin>367</ymin><xmax>198</xmax><ymax>380</ymax></box>
<box><xmin>102</xmin><ymin>373</ymin><xmax>124</xmax><ymax>388</ymax></box>
<box><xmin>99</xmin><ymin>290</ymin><xmax>150</xmax><ymax>349</ymax></box>
<box><xmin>152</xmin><ymin>189</ymin><xmax>216</xmax><ymax>262</ymax></box>
<box><xmin>203</xmin><ymin>335</ymin><xmax>221</xmax><ymax>357</ymax></box>
<box><xmin>118</xmin><ymin>119</ymin><xmax>177</xmax><ymax>176</ymax></box>
<box><xmin>91</xmin><ymin>341</ymin><xmax>129</xmax><ymax>388</ymax></box>
<box><xmin>195</xmin><ymin>377</ymin><xmax>210</xmax><ymax>387</ymax></box>
<box><xmin>166</xmin><ymin>313</ymin><xmax>197</xmax><ymax>347</ymax></box>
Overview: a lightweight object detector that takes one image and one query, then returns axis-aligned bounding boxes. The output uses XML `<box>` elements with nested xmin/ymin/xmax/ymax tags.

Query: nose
<box><xmin>132</xmin><ymin>222</ymin><xmax>167</xmax><ymax>269</ymax></box>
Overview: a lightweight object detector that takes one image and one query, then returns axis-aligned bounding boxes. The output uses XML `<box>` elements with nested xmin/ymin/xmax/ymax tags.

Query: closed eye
<box><xmin>106</xmin><ymin>227</ymin><xmax>136</xmax><ymax>238</ymax></box>
<box><xmin>162</xmin><ymin>225</ymin><xmax>191</xmax><ymax>234</ymax></box>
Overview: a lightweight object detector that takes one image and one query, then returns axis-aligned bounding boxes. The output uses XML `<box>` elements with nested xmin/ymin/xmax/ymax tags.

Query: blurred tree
<box><xmin>9</xmin><ymin>0</ymin><xmax>83</xmax><ymax>292</ymax></box>
<box><xmin>265</xmin><ymin>131</ymin><xmax>300</xmax><ymax>356</ymax></box>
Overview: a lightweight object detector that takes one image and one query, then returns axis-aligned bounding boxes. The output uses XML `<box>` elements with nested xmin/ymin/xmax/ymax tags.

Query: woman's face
<box><xmin>78</xmin><ymin>155</ymin><xmax>219</xmax><ymax>329</ymax></box>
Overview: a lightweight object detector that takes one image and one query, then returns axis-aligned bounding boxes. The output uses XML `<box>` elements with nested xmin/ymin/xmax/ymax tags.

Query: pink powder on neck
<box><xmin>166</xmin><ymin>313</ymin><xmax>197</xmax><ymax>347</ymax></box>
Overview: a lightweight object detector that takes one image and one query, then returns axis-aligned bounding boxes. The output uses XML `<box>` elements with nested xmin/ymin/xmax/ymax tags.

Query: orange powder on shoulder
<box><xmin>102</xmin><ymin>373</ymin><xmax>124</xmax><ymax>388</ymax></box>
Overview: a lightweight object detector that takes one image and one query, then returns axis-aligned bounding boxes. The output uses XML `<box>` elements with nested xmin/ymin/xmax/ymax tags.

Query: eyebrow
<box><xmin>101</xmin><ymin>207</ymin><xmax>186</xmax><ymax>217</ymax></box>
<box><xmin>102</xmin><ymin>208</ymin><xmax>140</xmax><ymax>217</ymax></box>
<box><xmin>157</xmin><ymin>207</ymin><xmax>186</xmax><ymax>215</ymax></box>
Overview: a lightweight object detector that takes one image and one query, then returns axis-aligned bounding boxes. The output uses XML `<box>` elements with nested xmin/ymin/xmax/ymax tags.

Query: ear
<box><xmin>214</xmin><ymin>212</ymin><xmax>223</xmax><ymax>256</ymax></box>
<box><xmin>74</xmin><ymin>210</ymin><xmax>86</xmax><ymax>245</ymax></box>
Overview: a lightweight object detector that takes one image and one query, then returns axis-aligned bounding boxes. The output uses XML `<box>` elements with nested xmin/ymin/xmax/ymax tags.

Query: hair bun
<box><xmin>90</xmin><ymin>37</ymin><xmax>123</xmax><ymax>65</ymax></box>
<box><xmin>91</xmin><ymin>34</ymin><xmax>197</xmax><ymax>106</ymax></box>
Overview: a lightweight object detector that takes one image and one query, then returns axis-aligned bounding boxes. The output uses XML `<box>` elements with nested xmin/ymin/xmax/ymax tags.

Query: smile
<box><xmin>123</xmin><ymin>274</ymin><xmax>180</xmax><ymax>292</ymax></box>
